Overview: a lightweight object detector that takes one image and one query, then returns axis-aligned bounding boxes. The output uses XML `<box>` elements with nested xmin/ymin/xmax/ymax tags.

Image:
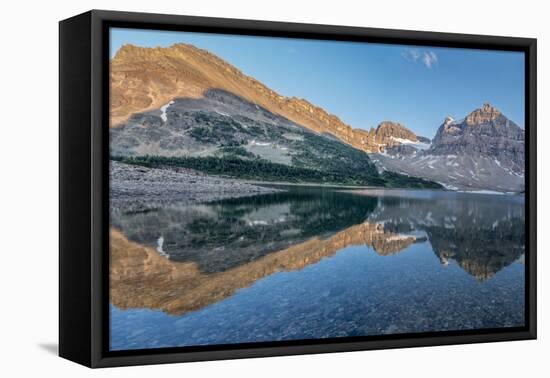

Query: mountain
<box><xmin>358</xmin><ymin>121</ymin><xmax>431</xmax><ymax>153</ymax></box>
<box><xmin>372</xmin><ymin>104</ymin><xmax>525</xmax><ymax>192</ymax></box>
<box><xmin>110</xmin><ymin>44</ymin><xmax>444</xmax><ymax>188</ymax></box>
<box><xmin>431</xmin><ymin>104</ymin><xmax>524</xmax><ymax>173</ymax></box>
<box><xmin>111</xmin><ymin>44</ymin><xmax>373</xmax><ymax>152</ymax></box>
<box><xmin>373</xmin><ymin>121</ymin><xmax>431</xmax><ymax>155</ymax></box>
<box><xmin>111</xmin><ymin>44</ymin><xmax>418</xmax><ymax>154</ymax></box>
<box><xmin>111</xmin><ymin>88</ymin><xmax>441</xmax><ymax>188</ymax></box>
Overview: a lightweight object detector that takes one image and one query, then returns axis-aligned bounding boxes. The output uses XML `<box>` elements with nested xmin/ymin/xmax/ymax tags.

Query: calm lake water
<box><xmin>109</xmin><ymin>188</ymin><xmax>525</xmax><ymax>351</ymax></box>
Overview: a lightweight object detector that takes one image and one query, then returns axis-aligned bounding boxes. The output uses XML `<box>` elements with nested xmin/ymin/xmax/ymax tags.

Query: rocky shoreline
<box><xmin>110</xmin><ymin>161</ymin><xmax>280</xmax><ymax>212</ymax></box>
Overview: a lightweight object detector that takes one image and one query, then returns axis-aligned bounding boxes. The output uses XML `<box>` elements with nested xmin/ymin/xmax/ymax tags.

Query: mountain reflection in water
<box><xmin>110</xmin><ymin>188</ymin><xmax>525</xmax><ymax>350</ymax></box>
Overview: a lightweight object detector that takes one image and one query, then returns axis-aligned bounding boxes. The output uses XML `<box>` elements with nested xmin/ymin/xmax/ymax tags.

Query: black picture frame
<box><xmin>59</xmin><ymin>9</ymin><xmax>537</xmax><ymax>368</ymax></box>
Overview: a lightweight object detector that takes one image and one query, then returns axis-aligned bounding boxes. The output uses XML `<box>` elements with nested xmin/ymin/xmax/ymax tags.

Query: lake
<box><xmin>109</xmin><ymin>187</ymin><xmax>525</xmax><ymax>351</ymax></box>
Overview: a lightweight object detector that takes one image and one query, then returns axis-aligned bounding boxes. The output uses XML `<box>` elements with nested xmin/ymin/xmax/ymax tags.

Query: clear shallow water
<box><xmin>109</xmin><ymin>188</ymin><xmax>525</xmax><ymax>351</ymax></box>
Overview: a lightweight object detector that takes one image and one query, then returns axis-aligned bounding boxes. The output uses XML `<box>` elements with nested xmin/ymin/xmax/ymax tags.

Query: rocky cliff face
<box><xmin>465</xmin><ymin>103</ymin><xmax>502</xmax><ymax>125</ymax></box>
<box><xmin>375</xmin><ymin>121</ymin><xmax>431</xmax><ymax>156</ymax></box>
<box><xmin>376</xmin><ymin>121</ymin><xmax>417</xmax><ymax>144</ymax></box>
<box><xmin>431</xmin><ymin>104</ymin><xmax>524</xmax><ymax>174</ymax></box>
<box><xmin>372</xmin><ymin>104</ymin><xmax>525</xmax><ymax>192</ymax></box>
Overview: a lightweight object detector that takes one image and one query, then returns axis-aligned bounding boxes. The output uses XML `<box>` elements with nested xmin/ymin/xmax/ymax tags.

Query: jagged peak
<box><xmin>113</xmin><ymin>42</ymin><xmax>231</xmax><ymax>66</ymax></box>
<box><xmin>113</xmin><ymin>43</ymin><xmax>140</xmax><ymax>59</ymax></box>
<box><xmin>481</xmin><ymin>102</ymin><xmax>498</xmax><ymax>113</ymax></box>
<box><xmin>378</xmin><ymin>120</ymin><xmax>401</xmax><ymax>126</ymax></box>
<box><xmin>113</xmin><ymin>43</ymin><xmax>175</xmax><ymax>61</ymax></box>
<box><xmin>440</xmin><ymin>116</ymin><xmax>460</xmax><ymax>132</ymax></box>
<box><xmin>374</xmin><ymin>121</ymin><xmax>418</xmax><ymax>143</ymax></box>
<box><xmin>377</xmin><ymin>120</ymin><xmax>407</xmax><ymax>131</ymax></box>
<box><xmin>376</xmin><ymin>121</ymin><xmax>415</xmax><ymax>134</ymax></box>
<box><xmin>465</xmin><ymin>103</ymin><xmax>501</xmax><ymax>125</ymax></box>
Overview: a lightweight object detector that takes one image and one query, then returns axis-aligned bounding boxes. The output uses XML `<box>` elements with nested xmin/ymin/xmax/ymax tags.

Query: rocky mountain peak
<box><xmin>376</xmin><ymin>121</ymin><xmax>418</xmax><ymax>142</ymax></box>
<box><xmin>429</xmin><ymin>104</ymin><xmax>524</xmax><ymax>178</ymax></box>
<box><xmin>113</xmin><ymin>43</ymin><xmax>136</xmax><ymax>59</ymax></box>
<box><xmin>372</xmin><ymin>103</ymin><xmax>525</xmax><ymax>192</ymax></box>
<box><xmin>465</xmin><ymin>103</ymin><xmax>501</xmax><ymax>125</ymax></box>
<box><xmin>441</xmin><ymin>116</ymin><xmax>458</xmax><ymax>132</ymax></box>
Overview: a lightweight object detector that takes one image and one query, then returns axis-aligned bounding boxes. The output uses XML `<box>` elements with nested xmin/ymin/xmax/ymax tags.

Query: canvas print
<box><xmin>108</xmin><ymin>28</ymin><xmax>526</xmax><ymax>351</ymax></box>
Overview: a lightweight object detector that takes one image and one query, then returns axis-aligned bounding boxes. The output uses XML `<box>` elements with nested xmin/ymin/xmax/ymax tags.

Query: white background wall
<box><xmin>1</xmin><ymin>0</ymin><xmax>547</xmax><ymax>376</ymax></box>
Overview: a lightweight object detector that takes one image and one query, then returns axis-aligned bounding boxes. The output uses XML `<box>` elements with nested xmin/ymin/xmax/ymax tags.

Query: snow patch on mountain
<box><xmin>391</xmin><ymin>137</ymin><xmax>431</xmax><ymax>150</ymax></box>
<box><xmin>160</xmin><ymin>101</ymin><xmax>174</xmax><ymax>123</ymax></box>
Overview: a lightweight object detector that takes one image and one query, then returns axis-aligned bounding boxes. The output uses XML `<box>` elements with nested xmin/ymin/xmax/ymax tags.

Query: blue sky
<box><xmin>110</xmin><ymin>28</ymin><xmax>525</xmax><ymax>138</ymax></box>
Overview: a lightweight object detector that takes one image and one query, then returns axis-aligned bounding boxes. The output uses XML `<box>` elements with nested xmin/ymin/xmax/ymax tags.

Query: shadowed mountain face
<box><xmin>111</xmin><ymin>89</ymin><xmax>440</xmax><ymax>188</ymax></box>
<box><xmin>110</xmin><ymin>189</ymin><xmax>524</xmax><ymax>316</ymax></box>
<box><xmin>110</xmin><ymin>89</ymin><xmax>379</xmax><ymax>172</ymax></box>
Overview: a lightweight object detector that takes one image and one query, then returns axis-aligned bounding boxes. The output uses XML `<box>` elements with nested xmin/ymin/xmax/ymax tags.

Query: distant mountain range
<box><xmin>110</xmin><ymin>44</ymin><xmax>524</xmax><ymax>192</ymax></box>
<box><xmin>372</xmin><ymin>103</ymin><xmax>525</xmax><ymax>192</ymax></box>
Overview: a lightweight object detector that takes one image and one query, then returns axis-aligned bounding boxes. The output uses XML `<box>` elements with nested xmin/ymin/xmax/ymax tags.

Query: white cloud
<box><xmin>402</xmin><ymin>48</ymin><xmax>438</xmax><ymax>69</ymax></box>
<box><xmin>401</xmin><ymin>48</ymin><xmax>421</xmax><ymax>62</ymax></box>
<box><xmin>422</xmin><ymin>51</ymin><xmax>438</xmax><ymax>68</ymax></box>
